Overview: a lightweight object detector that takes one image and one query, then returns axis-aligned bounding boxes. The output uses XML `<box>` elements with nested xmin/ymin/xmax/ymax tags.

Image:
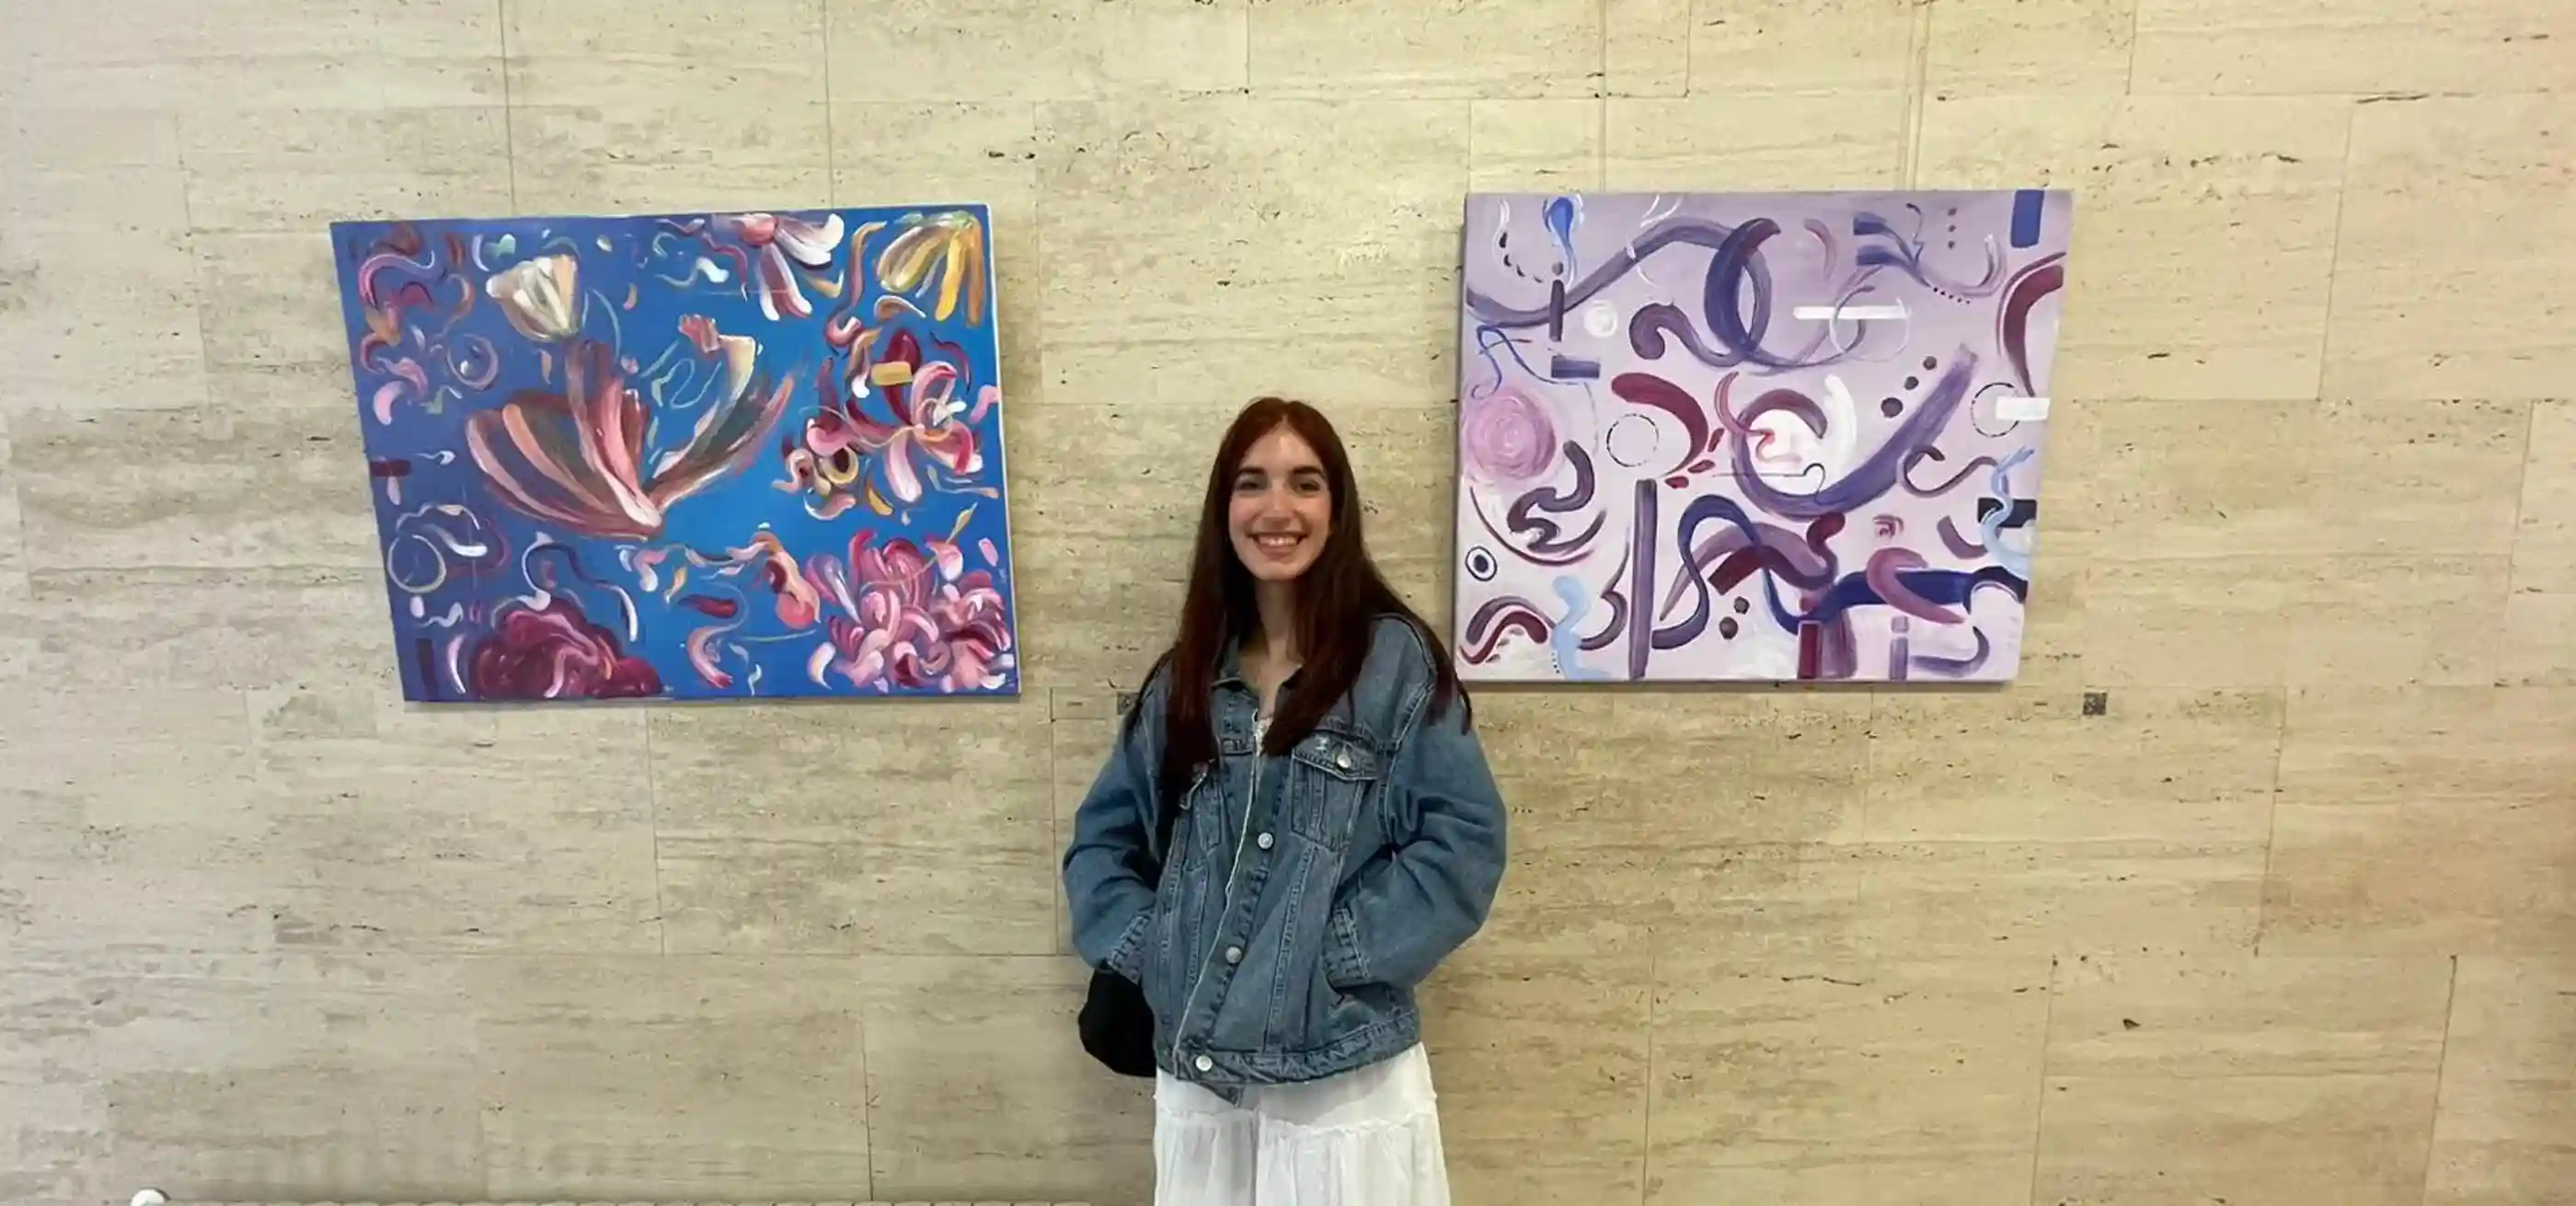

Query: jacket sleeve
<box><xmin>1322</xmin><ymin>684</ymin><xmax>1508</xmax><ymax>990</ymax></box>
<box><xmin>1061</xmin><ymin>682</ymin><xmax>1165</xmax><ymax>983</ymax></box>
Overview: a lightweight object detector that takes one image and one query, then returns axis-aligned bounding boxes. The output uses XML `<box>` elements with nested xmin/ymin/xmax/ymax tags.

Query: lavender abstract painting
<box><xmin>1453</xmin><ymin>191</ymin><xmax>2074</xmax><ymax>683</ymax></box>
<box><xmin>332</xmin><ymin>205</ymin><xmax>1018</xmax><ymax>702</ymax></box>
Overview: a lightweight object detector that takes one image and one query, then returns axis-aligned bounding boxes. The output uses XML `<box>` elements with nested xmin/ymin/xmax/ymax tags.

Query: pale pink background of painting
<box><xmin>1455</xmin><ymin>190</ymin><xmax>2072</xmax><ymax>683</ymax></box>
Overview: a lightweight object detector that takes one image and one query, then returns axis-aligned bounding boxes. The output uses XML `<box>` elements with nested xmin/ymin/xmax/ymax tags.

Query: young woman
<box><xmin>1063</xmin><ymin>396</ymin><xmax>1510</xmax><ymax>1205</ymax></box>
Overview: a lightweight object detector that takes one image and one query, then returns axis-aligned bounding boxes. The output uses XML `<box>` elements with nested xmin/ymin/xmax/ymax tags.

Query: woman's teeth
<box><xmin>1256</xmin><ymin>534</ymin><xmax>1300</xmax><ymax>551</ymax></box>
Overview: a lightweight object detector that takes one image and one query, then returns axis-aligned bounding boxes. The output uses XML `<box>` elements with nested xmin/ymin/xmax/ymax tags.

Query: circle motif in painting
<box><xmin>1605</xmin><ymin>414</ymin><xmax>1661</xmax><ymax>468</ymax></box>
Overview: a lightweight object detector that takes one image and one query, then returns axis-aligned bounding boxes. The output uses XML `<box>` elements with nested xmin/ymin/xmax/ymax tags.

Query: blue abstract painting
<box><xmin>330</xmin><ymin>205</ymin><xmax>1019</xmax><ymax>702</ymax></box>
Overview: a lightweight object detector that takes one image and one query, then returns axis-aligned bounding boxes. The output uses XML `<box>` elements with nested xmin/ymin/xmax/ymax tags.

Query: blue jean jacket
<box><xmin>1062</xmin><ymin>616</ymin><xmax>1509</xmax><ymax>1089</ymax></box>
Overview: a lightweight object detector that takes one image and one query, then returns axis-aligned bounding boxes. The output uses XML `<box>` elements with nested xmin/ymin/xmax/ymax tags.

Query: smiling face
<box><xmin>1227</xmin><ymin>424</ymin><xmax>1333</xmax><ymax>583</ymax></box>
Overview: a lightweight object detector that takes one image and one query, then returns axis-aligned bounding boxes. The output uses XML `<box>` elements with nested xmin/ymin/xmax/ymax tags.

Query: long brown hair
<box><xmin>1143</xmin><ymin>396</ymin><xmax>1465</xmax><ymax>810</ymax></box>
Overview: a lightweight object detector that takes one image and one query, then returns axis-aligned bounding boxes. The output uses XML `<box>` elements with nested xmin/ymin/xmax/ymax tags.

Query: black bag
<box><xmin>1077</xmin><ymin>757</ymin><xmax>1181</xmax><ymax>1079</ymax></box>
<box><xmin>1078</xmin><ymin>962</ymin><xmax>1157</xmax><ymax>1077</ymax></box>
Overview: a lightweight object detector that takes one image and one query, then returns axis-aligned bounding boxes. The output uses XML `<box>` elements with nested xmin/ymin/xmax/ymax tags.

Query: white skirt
<box><xmin>1153</xmin><ymin>1044</ymin><xmax>1451</xmax><ymax>1206</ymax></box>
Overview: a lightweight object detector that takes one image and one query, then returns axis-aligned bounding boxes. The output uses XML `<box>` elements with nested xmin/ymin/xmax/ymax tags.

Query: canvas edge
<box><xmin>325</xmin><ymin>201</ymin><xmax>1029</xmax><ymax>704</ymax></box>
<box><xmin>1446</xmin><ymin>188</ymin><xmax>2081</xmax><ymax>687</ymax></box>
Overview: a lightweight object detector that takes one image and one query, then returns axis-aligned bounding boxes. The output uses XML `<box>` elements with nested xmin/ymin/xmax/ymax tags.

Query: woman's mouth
<box><xmin>1253</xmin><ymin>533</ymin><xmax>1303</xmax><ymax>556</ymax></box>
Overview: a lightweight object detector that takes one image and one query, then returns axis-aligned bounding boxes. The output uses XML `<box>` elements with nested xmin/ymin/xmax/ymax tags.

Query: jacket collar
<box><xmin>1213</xmin><ymin>632</ymin><xmax>1305</xmax><ymax>698</ymax></box>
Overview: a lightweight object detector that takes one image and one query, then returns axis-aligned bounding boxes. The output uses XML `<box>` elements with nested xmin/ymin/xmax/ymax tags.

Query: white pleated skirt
<box><xmin>1153</xmin><ymin>1043</ymin><xmax>1451</xmax><ymax>1206</ymax></box>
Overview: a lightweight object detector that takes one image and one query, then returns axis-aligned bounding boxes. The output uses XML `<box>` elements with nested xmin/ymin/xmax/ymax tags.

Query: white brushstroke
<box><xmin>1793</xmin><ymin>303</ymin><xmax>1908</xmax><ymax>322</ymax></box>
<box><xmin>1995</xmin><ymin>396</ymin><xmax>2052</xmax><ymax>422</ymax></box>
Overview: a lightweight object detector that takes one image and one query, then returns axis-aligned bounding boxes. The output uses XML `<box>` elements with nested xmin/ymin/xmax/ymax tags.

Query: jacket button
<box><xmin>1335</xmin><ymin>749</ymin><xmax>1352</xmax><ymax>771</ymax></box>
<box><xmin>1225</xmin><ymin>945</ymin><xmax>1244</xmax><ymax>965</ymax></box>
<box><xmin>1193</xmin><ymin>1054</ymin><xmax>1213</xmax><ymax>1073</ymax></box>
<box><xmin>1257</xmin><ymin>832</ymin><xmax>1274</xmax><ymax>851</ymax></box>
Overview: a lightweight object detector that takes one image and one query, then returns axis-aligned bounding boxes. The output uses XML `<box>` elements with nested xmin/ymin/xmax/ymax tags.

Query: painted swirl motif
<box><xmin>1462</xmin><ymin>388</ymin><xmax>1559</xmax><ymax>484</ymax></box>
<box><xmin>468</xmin><ymin>596</ymin><xmax>662</xmax><ymax>700</ymax></box>
<box><xmin>1454</xmin><ymin>190</ymin><xmax>2075</xmax><ymax>683</ymax></box>
<box><xmin>484</xmin><ymin>254</ymin><xmax>581</xmax><ymax>342</ymax></box>
<box><xmin>331</xmin><ymin>203</ymin><xmax>1020</xmax><ymax>701</ymax></box>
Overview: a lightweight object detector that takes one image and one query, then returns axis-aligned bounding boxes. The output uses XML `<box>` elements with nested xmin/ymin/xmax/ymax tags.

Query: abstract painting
<box><xmin>1453</xmin><ymin>190</ymin><xmax>2073</xmax><ymax>683</ymax></box>
<box><xmin>331</xmin><ymin>205</ymin><xmax>1018</xmax><ymax>702</ymax></box>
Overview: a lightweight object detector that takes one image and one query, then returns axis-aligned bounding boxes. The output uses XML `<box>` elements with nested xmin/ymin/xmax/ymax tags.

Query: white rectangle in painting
<box><xmin>1453</xmin><ymin>190</ymin><xmax>2073</xmax><ymax>683</ymax></box>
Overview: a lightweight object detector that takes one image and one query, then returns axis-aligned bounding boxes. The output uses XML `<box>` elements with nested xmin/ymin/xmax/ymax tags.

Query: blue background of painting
<box><xmin>328</xmin><ymin>204</ymin><xmax>1018</xmax><ymax>702</ymax></box>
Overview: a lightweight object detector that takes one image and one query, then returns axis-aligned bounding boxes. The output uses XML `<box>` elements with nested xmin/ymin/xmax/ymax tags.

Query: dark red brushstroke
<box><xmin>1937</xmin><ymin>515</ymin><xmax>1986</xmax><ymax>557</ymax></box>
<box><xmin>1796</xmin><ymin>620</ymin><xmax>1822</xmax><ymax>679</ymax></box>
<box><xmin>1711</xmin><ymin>547</ymin><xmax>1765</xmax><ymax>593</ymax></box>
<box><xmin>1815</xmin><ymin>616</ymin><xmax>1857</xmax><ymax>680</ymax></box>
<box><xmin>369</xmin><ymin>458</ymin><xmax>412</xmax><ymax>478</ymax></box>
<box><xmin>868</xmin><ymin>328</ymin><xmax>924</xmax><ymax>423</ymax></box>
<box><xmin>468</xmin><ymin>597</ymin><xmax>662</xmax><ymax>700</ymax></box>
<box><xmin>1460</xmin><ymin>602</ymin><xmax>1548</xmax><ymax>664</ymax></box>
<box><xmin>679</xmin><ymin>595</ymin><xmax>742</xmax><ymax>618</ymax></box>
<box><xmin>930</xmin><ymin>334</ymin><xmax>976</xmax><ymax>389</ymax></box>
<box><xmin>380</xmin><ymin>224</ymin><xmax>424</xmax><ymax>258</ymax></box>
<box><xmin>1865</xmin><ymin>547</ymin><xmax>1962</xmax><ymax>624</ymax></box>
<box><xmin>1999</xmin><ymin>254</ymin><xmax>2066</xmax><ymax>394</ymax></box>
<box><xmin>1805</xmin><ymin>511</ymin><xmax>1846</xmax><ymax>550</ymax></box>
<box><xmin>1609</xmin><ymin>372</ymin><xmax>1710</xmax><ymax>475</ymax></box>
<box><xmin>811</xmin><ymin>362</ymin><xmax>839</xmax><ymax>415</ymax></box>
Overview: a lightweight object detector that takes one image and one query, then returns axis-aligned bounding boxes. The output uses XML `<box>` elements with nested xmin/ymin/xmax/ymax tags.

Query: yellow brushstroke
<box><xmin>934</xmin><ymin>235</ymin><xmax>966</xmax><ymax>319</ymax></box>
<box><xmin>849</xmin><ymin>220</ymin><xmax>887</xmax><ymax>258</ymax></box>
<box><xmin>880</xmin><ymin>225</ymin><xmax>943</xmax><ymax>289</ymax></box>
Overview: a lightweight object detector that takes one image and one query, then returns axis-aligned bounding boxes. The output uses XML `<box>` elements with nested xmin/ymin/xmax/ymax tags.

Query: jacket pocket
<box><xmin>1142</xmin><ymin>869</ymin><xmax>1187</xmax><ymax>1023</ymax></box>
<box><xmin>1143</xmin><ymin>772</ymin><xmax>1206</xmax><ymax>1022</ymax></box>
<box><xmin>1285</xmin><ymin>729</ymin><xmax>1382</xmax><ymax>851</ymax></box>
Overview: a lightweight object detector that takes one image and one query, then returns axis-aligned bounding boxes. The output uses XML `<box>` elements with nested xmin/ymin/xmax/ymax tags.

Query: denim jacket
<box><xmin>1062</xmin><ymin>615</ymin><xmax>1509</xmax><ymax>1089</ymax></box>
